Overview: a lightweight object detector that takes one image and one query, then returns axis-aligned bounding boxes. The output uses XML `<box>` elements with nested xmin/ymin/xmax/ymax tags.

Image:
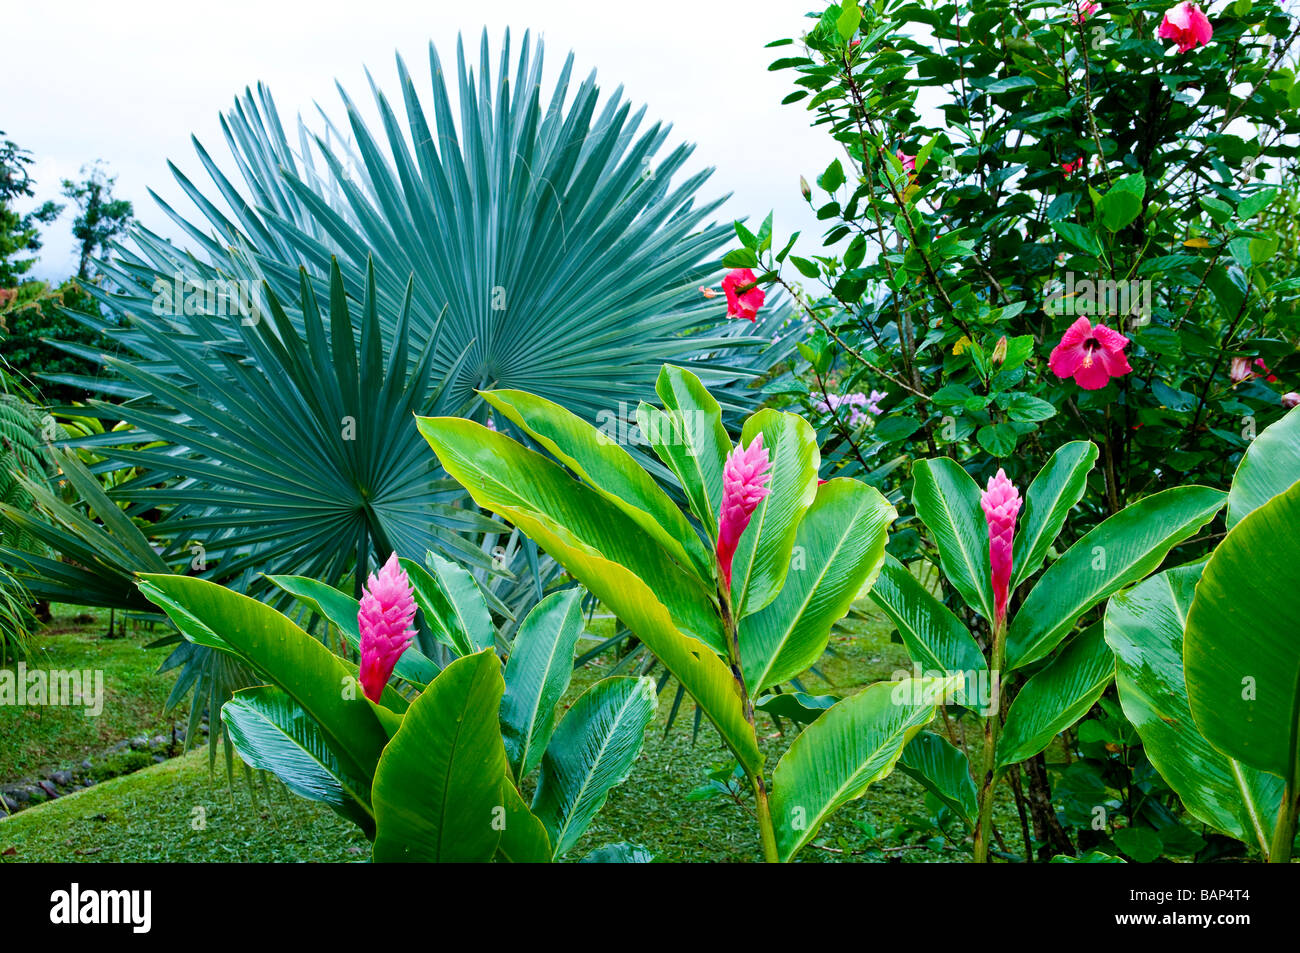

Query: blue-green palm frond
<box><xmin>56</xmin><ymin>28</ymin><xmax>798</xmax><ymax>426</ymax></box>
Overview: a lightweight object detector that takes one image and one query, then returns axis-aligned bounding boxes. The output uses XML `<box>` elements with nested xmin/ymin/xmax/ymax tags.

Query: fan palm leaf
<box><xmin>52</xmin><ymin>29</ymin><xmax>797</xmax><ymax>425</ymax></box>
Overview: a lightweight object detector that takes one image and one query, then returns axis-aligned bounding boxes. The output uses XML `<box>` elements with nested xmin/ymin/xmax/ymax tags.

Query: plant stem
<box><xmin>1268</xmin><ymin>781</ymin><xmax>1298</xmax><ymax>863</ymax></box>
<box><xmin>1102</xmin><ymin>405</ymin><xmax>1121</xmax><ymax>515</ymax></box>
<box><xmin>753</xmin><ymin>775</ymin><xmax>779</xmax><ymax>863</ymax></box>
<box><xmin>1007</xmin><ymin>764</ymin><xmax>1034</xmax><ymax>864</ymax></box>
<box><xmin>973</xmin><ymin>617</ymin><xmax>1006</xmax><ymax>863</ymax></box>
<box><xmin>719</xmin><ymin>584</ymin><xmax>778</xmax><ymax>862</ymax></box>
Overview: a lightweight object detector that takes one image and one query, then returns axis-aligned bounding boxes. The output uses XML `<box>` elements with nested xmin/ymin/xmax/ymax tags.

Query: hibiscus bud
<box><xmin>991</xmin><ymin>335</ymin><xmax>1008</xmax><ymax>365</ymax></box>
<box><xmin>1229</xmin><ymin>357</ymin><xmax>1252</xmax><ymax>383</ymax></box>
<box><xmin>800</xmin><ymin>175</ymin><xmax>812</xmax><ymax>201</ymax></box>
<box><xmin>716</xmin><ymin>434</ymin><xmax>773</xmax><ymax>591</ymax></box>
<box><xmin>1283</xmin><ymin>392</ymin><xmax>1300</xmax><ymax>410</ymax></box>
<box><xmin>980</xmin><ymin>469</ymin><xmax>1022</xmax><ymax>628</ymax></box>
<box><xmin>357</xmin><ymin>553</ymin><xmax>417</xmax><ymax>703</ymax></box>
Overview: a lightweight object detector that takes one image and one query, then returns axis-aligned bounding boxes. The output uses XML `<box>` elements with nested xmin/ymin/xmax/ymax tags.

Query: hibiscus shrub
<box><xmin>728</xmin><ymin>0</ymin><xmax>1300</xmax><ymax>536</ymax></box>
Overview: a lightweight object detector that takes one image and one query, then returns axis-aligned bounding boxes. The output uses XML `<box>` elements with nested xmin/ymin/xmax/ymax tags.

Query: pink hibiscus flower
<box><xmin>1048</xmin><ymin>317</ymin><xmax>1132</xmax><ymax>390</ymax></box>
<box><xmin>1158</xmin><ymin>2</ymin><xmax>1213</xmax><ymax>53</ymax></box>
<box><xmin>722</xmin><ymin>268</ymin><xmax>765</xmax><ymax>322</ymax></box>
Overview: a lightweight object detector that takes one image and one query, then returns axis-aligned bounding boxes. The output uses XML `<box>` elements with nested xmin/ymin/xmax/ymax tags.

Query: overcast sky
<box><xmin>3</xmin><ymin>0</ymin><xmax>834</xmax><ymax>282</ymax></box>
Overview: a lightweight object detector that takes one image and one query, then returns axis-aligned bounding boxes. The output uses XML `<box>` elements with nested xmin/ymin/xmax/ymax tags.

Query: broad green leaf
<box><xmin>741</xmin><ymin>480</ymin><xmax>895</xmax><ymax>692</ymax></box>
<box><xmin>869</xmin><ymin>555</ymin><xmax>985</xmax><ymax>677</ymax></box>
<box><xmin>372</xmin><ymin>650</ymin><xmax>507</xmax><ymax>862</ymax></box>
<box><xmin>1113</xmin><ymin>827</ymin><xmax>1163</xmax><ymax>862</ymax></box>
<box><xmin>770</xmin><ymin>675</ymin><xmax>960</xmax><ymax>861</ymax></box>
<box><xmin>417</xmin><ymin>416</ymin><xmax>724</xmax><ymax>652</ymax></box>
<box><xmin>483</xmin><ymin>388</ymin><xmax>712</xmax><ymax>578</ymax></box>
<box><xmin>1005</xmin><ymin>486</ymin><xmax>1225</xmax><ymax>670</ymax></box>
<box><xmin>1099</xmin><ymin>174</ymin><xmax>1146</xmax><ymax>231</ymax></box>
<box><xmin>837</xmin><ymin>0</ymin><xmax>862</xmax><ymax>41</ymax></box>
<box><xmin>897</xmin><ymin>731</ymin><xmax>978</xmax><ymax>827</ymax></box>
<box><xmin>580</xmin><ymin>843</ymin><xmax>654</xmax><ymax>863</ymax></box>
<box><xmin>1106</xmin><ymin>565</ymin><xmax>1282</xmax><ymax>852</ymax></box>
<box><xmin>404</xmin><ymin>553</ymin><xmax>494</xmax><ymax>656</ymax></box>
<box><xmin>984</xmin><ymin>76</ymin><xmax>1037</xmax><ymax>93</ymax></box>
<box><xmin>911</xmin><ymin>457</ymin><xmax>995</xmax><ymax>621</ymax></box>
<box><xmin>997</xmin><ymin>623</ymin><xmax>1114</xmax><ymax>768</ymax></box>
<box><xmin>1051</xmin><ymin>222</ymin><xmax>1103</xmax><ymax>257</ymax></box>
<box><xmin>418</xmin><ymin>412</ymin><xmax>760</xmax><ymax>774</ymax></box>
<box><xmin>730</xmin><ymin>409</ymin><xmax>820</xmax><ymax>617</ymax></box>
<box><xmin>265</xmin><ymin>573</ymin><xmax>437</xmax><ymax>685</ymax></box>
<box><xmin>1004</xmin><ymin>393</ymin><xmax>1057</xmax><ymax>423</ymax></box>
<box><xmin>501</xmin><ymin>589</ymin><xmax>586</xmax><ymax>779</ymax></box>
<box><xmin>1051</xmin><ymin>851</ymin><xmax>1126</xmax><ymax>863</ymax></box>
<box><xmin>1011</xmin><ymin>441</ymin><xmax>1098</xmax><ymax>589</ymax></box>
<box><xmin>756</xmin><ymin>691</ymin><xmax>839</xmax><ymax>726</ymax></box>
<box><xmin>1226</xmin><ymin>406</ymin><xmax>1300</xmax><ymax>529</ymax></box>
<box><xmin>138</xmin><ymin>574</ymin><xmax>392</xmax><ymax>784</ymax></box>
<box><xmin>222</xmin><ymin>686</ymin><xmax>376</xmax><ymax>834</ymax></box>
<box><xmin>976</xmin><ymin>423</ymin><xmax>1018</xmax><ymax>457</ymax></box>
<box><xmin>532</xmin><ymin>676</ymin><xmax>658</xmax><ymax>858</ymax></box>
<box><xmin>1186</xmin><ymin>481</ymin><xmax>1300</xmax><ymax>782</ymax></box>
<box><xmin>496</xmin><ymin>777</ymin><xmax>552</xmax><ymax>863</ymax></box>
<box><xmin>642</xmin><ymin>364</ymin><xmax>731</xmax><ymax>537</ymax></box>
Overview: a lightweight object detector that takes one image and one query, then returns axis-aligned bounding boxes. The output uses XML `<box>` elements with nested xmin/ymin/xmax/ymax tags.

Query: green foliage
<box><xmin>76</xmin><ymin>31</ymin><xmax>795</xmax><ymax>447</ymax></box>
<box><xmin>742</xmin><ymin>0</ymin><xmax>1300</xmax><ymax>547</ymax></box>
<box><xmin>0</xmin><ymin>279</ymin><xmax>111</xmax><ymax>403</ymax></box>
<box><xmin>0</xmin><ymin>134</ymin><xmax>62</xmax><ymax>286</ymax></box>
<box><xmin>1106</xmin><ymin>563</ymin><xmax>1283</xmax><ymax>855</ymax></box>
<box><xmin>59</xmin><ymin>162</ymin><xmax>133</xmax><ymax>281</ymax></box>
<box><xmin>1104</xmin><ymin>407</ymin><xmax>1300</xmax><ymax>860</ymax></box>
<box><xmin>872</xmin><ymin>435</ymin><xmax>1223</xmax><ymax>859</ymax></box>
<box><xmin>138</xmin><ymin>561</ymin><xmax>654</xmax><ymax>862</ymax></box>
<box><xmin>418</xmin><ymin>366</ymin><xmax>956</xmax><ymax>861</ymax></box>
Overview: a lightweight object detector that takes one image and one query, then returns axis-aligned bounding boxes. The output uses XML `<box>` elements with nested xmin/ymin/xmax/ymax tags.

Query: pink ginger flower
<box><xmin>357</xmin><ymin>553</ymin><xmax>417</xmax><ymax>703</ymax></box>
<box><xmin>1282</xmin><ymin>392</ymin><xmax>1300</xmax><ymax>409</ymax></box>
<box><xmin>716</xmin><ymin>434</ymin><xmax>773</xmax><ymax>590</ymax></box>
<box><xmin>1048</xmin><ymin>316</ymin><xmax>1132</xmax><ymax>390</ymax></box>
<box><xmin>980</xmin><ymin>469</ymin><xmax>1022</xmax><ymax>627</ymax></box>
<box><xmin>1158</xmin><ymin>2</ymin><xmax>1213</xmax><ymax>53</ymax></box>
<box><xmin>722</xmin><ymin>268</ymin><xmax>765</xmax><ymax>322</ymax></box>
<box><xmin>1073</xmin><ymin>1</ymin><xmax>1099</xmax><ymax>23</ymax></box>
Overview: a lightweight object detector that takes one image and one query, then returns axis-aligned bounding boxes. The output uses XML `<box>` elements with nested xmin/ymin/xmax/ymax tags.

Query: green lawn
<box><xmin>2</xmin><ymin>601</ymin><xmax>1015</xmax><ymax>862</ymax></box>
<box><xmin>0</xmin><ymin>744</ymin><xmax>366</xmax><ymax>862</ymax></box>
<box><xmin>0</xmin><ymin>607</ymin><xmax>180</xmax><ymax>781</ymax></box>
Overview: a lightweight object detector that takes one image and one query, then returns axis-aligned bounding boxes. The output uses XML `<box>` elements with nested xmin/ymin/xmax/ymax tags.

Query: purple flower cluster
<box><xmin>813</xmin><ymin>390</ymin><xmax>887</xmax><ymax>427</ymax></box>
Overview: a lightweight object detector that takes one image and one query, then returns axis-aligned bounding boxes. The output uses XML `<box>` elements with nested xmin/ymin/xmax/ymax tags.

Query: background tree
<box><xmin>0</xmin><ymin>134</ymin><xmax>63</xmax><ymax>286</ymax></box>
<box><xmin>61</xmin><ymin>162</ymin><xmax>133</xmax><ymax>281</ymax></box>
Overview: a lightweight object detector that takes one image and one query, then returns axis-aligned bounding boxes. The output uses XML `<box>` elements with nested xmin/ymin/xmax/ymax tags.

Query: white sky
<box><xmin>2</xmin><ymin>0</ymin><xmax>833</xmax><ymax>282</ymax></box>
